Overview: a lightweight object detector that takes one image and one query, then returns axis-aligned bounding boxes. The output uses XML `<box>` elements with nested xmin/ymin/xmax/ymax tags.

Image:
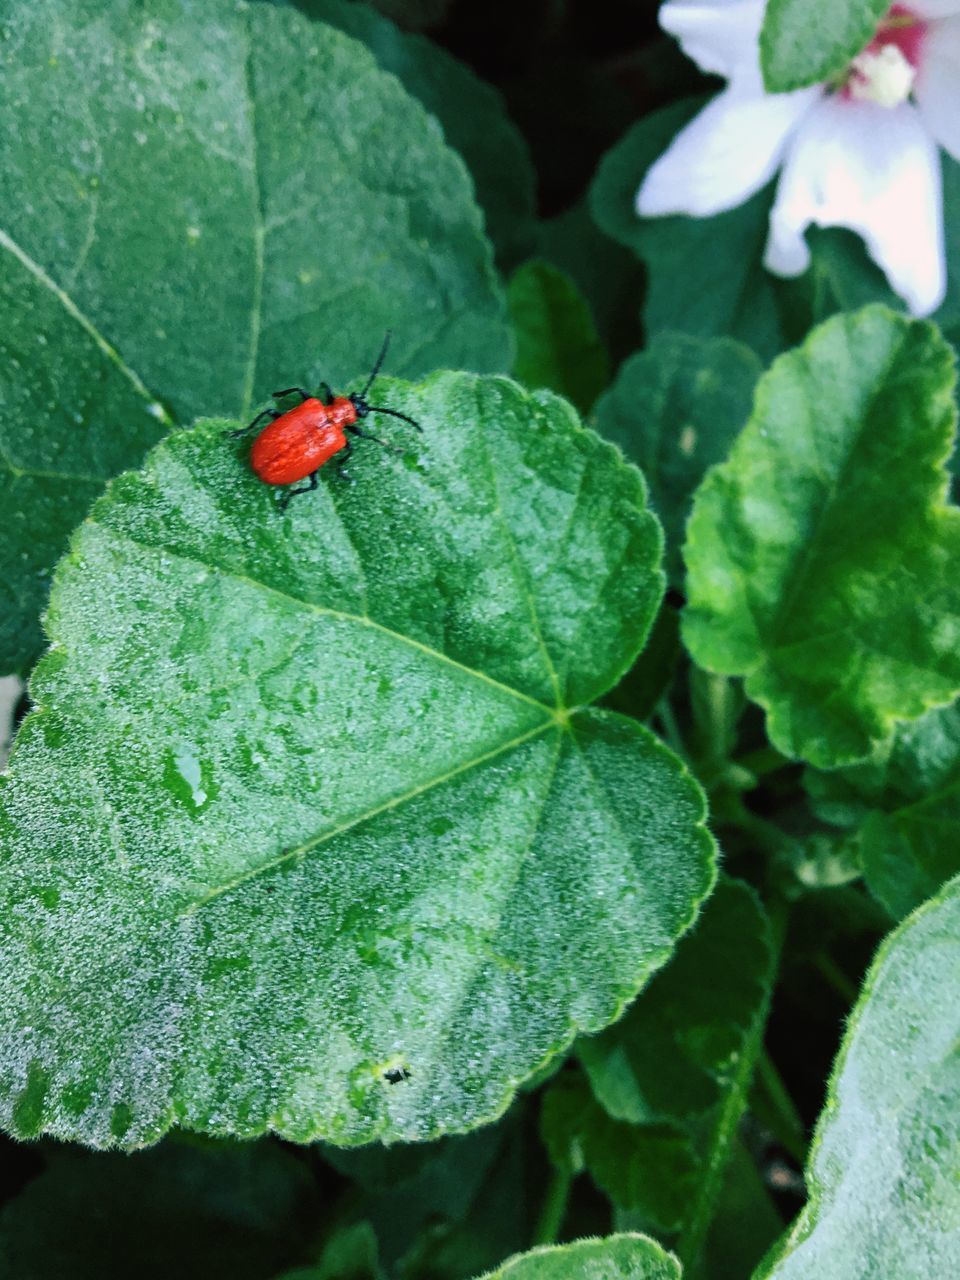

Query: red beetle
<box><xmin>232</xmin><ymin>333</ymin><xmax>421</xmax><ymax>508</ymax></box>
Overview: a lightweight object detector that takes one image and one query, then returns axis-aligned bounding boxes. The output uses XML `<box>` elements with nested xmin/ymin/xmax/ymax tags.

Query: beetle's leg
<box><xmin>345</xmin><ymin>424</ymin><xmax>403</xmax><ymax>455</ymax></box>
<box><xmin>319</xmin><ymin>382</ymin><xmax>334</xmax><ymax>406</ymax></box>
<box><xmin>335</xmin><ymin>439</ymin><xmax>354</xmax><ymax>481</ymax></box>
<box><xmin>229</xmin><ymin>408</ymin><xmax>280</xmax><ymax>439</ymax></box>
<box><xmin>271</xmin><ymin>386</ymin><xmax>311</xmax><ymax>404</ymax></box>
<box><xmin>278</xmin><ymin>470</ymin><xmax>320</xmax><ymax>510</ymax></box>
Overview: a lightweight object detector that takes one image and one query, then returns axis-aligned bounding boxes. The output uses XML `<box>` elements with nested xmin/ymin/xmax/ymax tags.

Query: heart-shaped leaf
<box><xmin>0</xmin><ymin>0</ymin><xmax>510</xmax><ymax>674</ymax></box>
<box><xmin>758</xmin><ymin>874</ymin><xmax>960</xmax><ymax>1279</ymax></box>
<box><xmin>684</xmin><ymin>306</ymin><xmax>960</xmax><ymax>768</ymax></box>
<box><xmin>0</xmin><ymin>373</ymin><xmax>715</xmax><ymax>1148</ymax></box>
<box><xmin>473</xmin><ymin>1235</ymin><xmax>680</xmax><ymax>1280</ymax></box>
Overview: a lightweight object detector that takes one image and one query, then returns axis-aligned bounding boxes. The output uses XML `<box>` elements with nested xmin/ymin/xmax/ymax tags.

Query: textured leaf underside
<box><xmin>684</xmin><ymin>307</ymin><xmax>960</xmax><ymax>768</ymax></box>
<box><xmin>760</xmin><ymin>874</ymin><xmax>960</xmax><ymax>1278</ymax></box>
<box><xmin>0</xmin><ymin>373</ymin><xmax>715</xmax><ymax>1148</ymax></box>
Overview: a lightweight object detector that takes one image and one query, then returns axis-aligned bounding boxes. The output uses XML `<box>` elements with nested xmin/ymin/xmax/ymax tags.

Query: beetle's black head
<box><xmin>349</xmin><ymin>393</ymin><xmax>370</xmax><ymax>419</ymax></box>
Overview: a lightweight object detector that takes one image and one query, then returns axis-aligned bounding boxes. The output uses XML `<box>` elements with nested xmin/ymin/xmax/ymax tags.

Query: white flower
<box><xmin>636</xmin><ymin>1</ymin><xmax>960</xmax><ymax>316</ymax></box>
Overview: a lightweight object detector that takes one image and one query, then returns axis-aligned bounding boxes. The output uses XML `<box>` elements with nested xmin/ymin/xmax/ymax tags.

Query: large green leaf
<box><xmin>684</xmin><ymin>306</ymin><xmax>960</xmax><ymax>768</ymax></box>
<box><xmin>806</xmin><ymin>699</ymin><xmax>960</xmax><ymax>918</ymax></box>
<box><xmin>589</xmin><ymin>102</ymin><xmax>788</xmax><ymax>363</ymax></box>
<box><xmin>293</xmin><ymin>0</ymin><xmax>536</xmax><ymax>268</ymax></box>
<box><xmin>474</xmin><ymin>1235</ymin><xmax>680</xmax><ymax>1280</ymax></box>
<box><xmin>0</xmin><ymin>373</ymin><xmax>715</xmax><ymax>1148</ymax></box>
<box><xmin>0</xmin><ymin>0</ymin><xmax>510</xmax><ymax>675</ymax></box>
<box><xmin>758</xmin><ymin>874</ymin><xmax>960</xmax><ymax>1279</ymax></box>
<box><xmin>760</xmin><ymin>0</ymin><xmax>888</xmax><ymax>93</ymax></box>
<box><xmin>594</xmin><ymin>334</ymin><xmax>762</xmax><ymax>585</ymax></box>
<box><xmin>545</xmin><ymin>879</ymin><xmax>774</xmax><ymax>1266</ymax></box>
<box><xmin>0</xmin><ymin>1137</ymin><xmax>314</xmax><ymax>1279</ymax></box>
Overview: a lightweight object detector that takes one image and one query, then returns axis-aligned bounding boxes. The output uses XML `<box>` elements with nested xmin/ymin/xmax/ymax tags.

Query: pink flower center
<box><xmin>870</xmin><ymin>4</ymin><xmax>927</xmax><ymax>68</ymax></box>
<box><xmin>840</xmin><ymin>5</ymin><xmax>928</xmax><ymax>106</ymax></box>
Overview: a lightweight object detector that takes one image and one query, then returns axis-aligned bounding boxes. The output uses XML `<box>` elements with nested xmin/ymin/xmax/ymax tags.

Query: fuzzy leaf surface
<box><xmin>0</xmin><ymin>373</ymin><xmax>715</xmax><ymax>1148</ymax></box>
<box><xmin>684</xmin><ymin>306</ymin><xmax>960</xmax><ymax>768</ymax></box>
<box><xmin>0</xmin><ymin>0</ymin><xmax>509</xmax><ymax>673</ymax></box>
<box><xmin>595</xmin><ymin>334</ymin><xmax>761</xmax><ymax>584</ymax></box>
<box><xmin>760</xmin><ymin>0</ymin><xmax>889</xmax><ymax>92</ymax></box>
<box><xmin>758</xmin><ymin>874</ymin><xmax>960</xmax><ymax>1279</ymax></box>
<box><xmin>474</xmin><ymin>1235</ymin><xmax>680</xmax><ymax>1280</ymax></box>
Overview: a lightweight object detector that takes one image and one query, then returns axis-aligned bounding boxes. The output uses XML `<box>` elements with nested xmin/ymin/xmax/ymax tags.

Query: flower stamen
<box><xmin>841</xmin><ymin>4</ymin><xmax>927</xmax><ymax>108</ymax></box>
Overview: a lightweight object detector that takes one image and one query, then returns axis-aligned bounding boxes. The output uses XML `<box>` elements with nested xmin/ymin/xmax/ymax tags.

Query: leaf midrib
<box><xmin>84</xmin><ymin>525</ymin><xmax>564</xmax><ymax>914</ymax></box>
<box><xmin>766</xmin><ymin>330</ymin><xmax>909</xmax><ymax>648</ymax></box>
<box><xmin>239</xmin><ymin>11</ymin><xmax>265</xmax><ymax>421</ymax></box>
<box><xmin>105</xmin><ymin>523</ymin><xmax>556</xmax><ymax>715</ymax></box>
<box><xmin>180</xmin><ymin>717</ymin><xmax>560</xmax><ymax>915</ymax></box>
<box><xmin>0</xmin><ymin>227</ymin><xmax>173</xmax><ymax>430</ymax></box>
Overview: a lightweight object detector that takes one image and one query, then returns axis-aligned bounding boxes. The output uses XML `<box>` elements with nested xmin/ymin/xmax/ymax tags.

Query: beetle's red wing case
<box><xmin>250</xmin><ymin>399</ymin><xmax>348</xmax><ymax>485</ymax></box>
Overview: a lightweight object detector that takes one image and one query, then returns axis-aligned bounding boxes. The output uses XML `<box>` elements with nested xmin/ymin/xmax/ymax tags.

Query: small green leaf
<box><xmin>595</xmin><ymin>334</ymin><xmax>762</xmax><ymax>585</ymax></box>
<box><xmin>541</xmin><ymin>1074</ymin><xmax>697</xmax><ymax>1230</ymax></box>
<box><xmin>536</xmin><ymin>202</ymin><xmax>642</xmax><ymax>356</ymax></box>
<box><xmin>807</xmin><ymin>700</ymin><xmax>960</xmax><ymax>917</ymax></box>
<box><xmin>758</xmin><ymin>874</ymin><xmax>960</xmax><ymax>1279</ymax></box>
<box><xmin>0</xmin><ymin>1138</ymin><xmax>314</xmax><ymax>1279</ymax></box>
<box><xmin>321</xmin><ymin>1123</ymin><xmax>506</xmax><ymax>1264</ymax></box>
<box><xmin>760</xmin><ymin>0</ymin><xmax>889</xmax><ymax>93</ymax></box>
<box><xmin>578</xmin><ymin>879</ymin><xmax>773</xmax><ymax>1131</ymax></box>
<box><xmin>684</xmin><ymin>306</ymin><xmax>960</xmax><ymax>768</ymax></box>
<box><xmin>0</xmin><ymin>373</ymin><xmax>715</xmax><ymax>1148</ymax></box>
<box><xmin>473</xmin><ymin>1235</ymin><xmax>680</xmax><ymax>1280</ymax></box>
<box><xmin>0</xmin><ymin>0</ymin><xmax>510</xmax><ymax>674</ymax></box>
<box><xmin>590</xmin><ymin>103</ymin><xmax>788</xmax><ymax>362</ymax></box>
<box><xmin>298</xmin><ymin>0</ymin><xmax>536</xmax><ymax>268</ymax></box>
<box><xmin>558</xmin><ymin>878</ymin><xmax>774</xmax><ymax>1266</ymax></box>
<box><xmin>508</xmin><ymin>261</ymin><xmax>609</xmax><ymax>415</ymax></box>
<box><xmin>276</xmin><ymin>1223</ymin><xmax>383</xmax><ymax>1280</ymax></box>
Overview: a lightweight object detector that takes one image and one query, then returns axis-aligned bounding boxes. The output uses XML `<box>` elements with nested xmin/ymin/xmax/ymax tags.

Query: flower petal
<box><xmin>659</xmin><ymin>0</ymin><xmax>767</xmax><ymax>78</ymax></box>
<box><xmin>765</xmin><ymin>97</ymin><xmax>946</xmax><ymax>316</ymax></box>
<box><xmin>907</xmin><ymin>0</ymin><xmax>960</xmax><ymax>18</ymax></box>
<box><xmin>637</xmin><ymin>77</ymin><xmax>821</xmax><ymax>219</ymax></box>
<box><xmin>915</xmin><ymin>16</ymin><xmax>960</xmax><ymax>161</ymax></box>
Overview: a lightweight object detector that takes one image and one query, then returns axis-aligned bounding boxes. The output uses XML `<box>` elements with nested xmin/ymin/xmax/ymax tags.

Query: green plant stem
<box><xmin>532</xmin><ymin>1167</ymin><xmax>573</xmax><ymax>1246</ymax></box>
<box><xmin>755</xmin><ymin>1049</ymin><xmax>807</xmax><ymax>1166</ymax></box>
<box><xmin>815</xmin><ymin>951</ymin><xmax>860</xmax><ymax>1005</ymax></box>
<box><xmin>655</xmin><ymin>697</ymin><xmax>686</xmax><ymax>759</ymax></box>
<box><xmin>675</xmin><ymin>894</ymin><xmax>789</xmax><ymax>1277</ymax></box>
<box><xmin>734</xmin><ymin>745</ymin><xmax>791</xmax><ymax>781</ymax></box>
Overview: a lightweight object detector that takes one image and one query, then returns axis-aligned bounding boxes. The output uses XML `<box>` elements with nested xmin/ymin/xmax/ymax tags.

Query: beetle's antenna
<box><xmin>359</xmin><ymin>330</ymin><xmax>392</xmax><ymax>400</ymax></box>
<box><xmin>367</xmin><ymin>405</ymin><xmax>423</xmax><ymax>433</ymax></box>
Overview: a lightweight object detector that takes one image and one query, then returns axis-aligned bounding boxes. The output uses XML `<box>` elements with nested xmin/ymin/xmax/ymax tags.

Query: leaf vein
<box><xmin>0</xmin><ymin>228</ymin><xmax>173</xmax><ymax>425</ymax></box>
